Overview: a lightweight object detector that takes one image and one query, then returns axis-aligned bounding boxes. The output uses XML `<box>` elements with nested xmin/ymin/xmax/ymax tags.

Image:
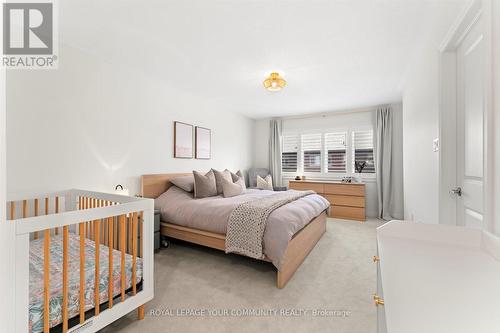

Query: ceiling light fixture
<box><xmin>263</xmin><ymin>72</ymin><xmax>286</xmax><ymax>92</ymax></box>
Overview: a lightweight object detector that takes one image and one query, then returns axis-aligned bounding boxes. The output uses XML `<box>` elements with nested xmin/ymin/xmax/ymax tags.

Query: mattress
<box><xmin>29</xmin><ymin>233</ymin><xmax>143</xmax><ymax>333</ymax></box>
<box><xmin>155</xmin><ymin>187</ymin><xmax>329</xmax><ymax>269</ymax></box>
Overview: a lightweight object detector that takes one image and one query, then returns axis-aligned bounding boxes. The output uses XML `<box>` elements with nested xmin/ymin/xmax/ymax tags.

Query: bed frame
<box><xmin>141</xmin><ymin>173</ymin><xmax>327</xmax><ymax>289</ymax></box>
<box><xmin>6</xmin><ymin>189</ymin><xmax>154</xmax><ymax>333</ymax></box>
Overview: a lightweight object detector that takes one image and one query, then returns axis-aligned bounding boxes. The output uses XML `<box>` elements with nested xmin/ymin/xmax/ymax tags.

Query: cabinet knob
<box><xmin>373</xmin><ymin>255</ymin><xmax>380</xmax><ymax>263</ymax></box>
<box><xmin>373</xmin><ymin>294</ymin><xmax>384</xmax><ymax>306</ymax></box>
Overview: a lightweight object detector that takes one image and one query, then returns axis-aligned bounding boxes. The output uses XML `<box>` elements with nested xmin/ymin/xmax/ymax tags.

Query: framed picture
<box><xmin>174</xmin><ymin>121</ymin><xmax>193</xmax><ymax>158</ymax></box>
<box><xmin>195</xmin><ymin>126</ymin><xmax>211</xmax><ymax>159</ymax></box>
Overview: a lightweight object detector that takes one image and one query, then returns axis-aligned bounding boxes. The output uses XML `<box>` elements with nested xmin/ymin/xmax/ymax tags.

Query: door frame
<box><xmin>439</xmin><ymin>0</ymin><xmax>494</xmax><ymax>230</ymax></box>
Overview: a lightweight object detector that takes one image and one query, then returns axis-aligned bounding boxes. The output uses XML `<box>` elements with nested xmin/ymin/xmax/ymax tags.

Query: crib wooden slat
<box><xmin>55</xmin><ymin>197</ymin><xmax>60</xmax><ymax>235</ymax></box>
<box><xmin>79</xmin><ymin>223</ymin><xmax>85</xmax><ymax>323</ymax></box>
<box><xmin>94</xmin><ymin>219</ymin><xmax>101</xmax><ymax>315</ymax></box>
<box><xmin>132</xmin><ymin>212</ymin><xmax>138</xmax><ymax>295</ymax></box>
<box><xmin>139</xmin><ymin>211</ymin><xmax>143</xmax><ymax>258</ymax></box>
<box><xmin>120</xmin><ymin>214</ymin><xmax>126</xmax><ymax>302</ymax></box>
<box><xmin>43</xmin><ymin>229</ymin><xmax>50</xmax><ymax>333</ymax></box>
<box><xmin>9</xmin><ymin>201</ymin><xmax>15</xmax><ymax>220</ymax></box>
<box><xmin>128</xmin><ymin>214</ymin><xmax>133</xmax><ymax>253</ymax></box>
<box><xmin>114</xmin><ymin>217</ymin><xmax>118</xmax><ymax>250</ymax></box>
<box><xmin>62</xmin><ymin>226</ymin><xmax>69</xmax><ymax>332</ymax></box>
<box><xmin>23</xmin><ymin>200</ymin><xmax>27</xmax><ymax>218</ymax></box>
<box><xmin>45</xmin><ymin>197</ymin><xmax>49</xmax><ymax>215</ymax></box>
<box><xmin>104</xmin><ymin>214</ymin><xmax>108</xmax><ymax>246</ymax></box>
<box><xmin>34</xmin><ymin>199</ymin><xmax>39</xmax><ymax>239</ymax></box>
<box><xmin>108</xmin><ymin>216</ymin><xmax>114</xmax><ymax>309</ymax></box>
<box><xmin>78</xmin><ymin>198</ymin><xmax>83</xmax><ymax>236</ymax></box>
<box><xmin>103</xmin><ymin>202</ymin><xmax>108</xmax><ymax>246</ymax></box>
<box><xmin>91</xmin><ymin>221</ymin><xmax>95</xmax><ymax>241</ymax></box>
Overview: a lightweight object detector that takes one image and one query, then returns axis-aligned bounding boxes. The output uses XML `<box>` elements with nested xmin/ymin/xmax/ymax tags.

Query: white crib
<box><xmin>6</xmin><ymin>189</ymin><xmax>154</xmax><ymax>332</ymax></box>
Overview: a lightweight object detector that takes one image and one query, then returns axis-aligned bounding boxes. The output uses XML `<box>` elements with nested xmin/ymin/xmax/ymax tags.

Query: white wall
<box><xmin>253</xmin><ymin>119</ymin><xmax>270</xmax><ymax>169</ymax></box>
<box><xmin>402</xmin><ymin>47</ymin><xmax>441</xmax><ymax>224</ymax></box>
<box><xmin>401</xmin><ymin>8</ymin><xmax>465</xmax><ymax>225</ymax></box>
<box><xmin>6</xmin><ymin>44</ymin><xmax>254</xmax><ymax>196</ymax></box>
<box><xmin>253</xmin><ymin>104</ymin><xmax>404</xmax><ymax>219</ymax></box>
<box><xmin>0</xmin><ymin>38</ymin><xmax>15</xmax><ymax>333</ymax></box>
<box><xmin>493</xmin><ymin>0</ymin><xmax>500</xmax><ymax>235</ymax></box>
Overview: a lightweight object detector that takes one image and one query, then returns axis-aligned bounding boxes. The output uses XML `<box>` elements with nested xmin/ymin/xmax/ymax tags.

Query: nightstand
<box><xmin>154</xmin><ymin>209</ymin><xmax>161</xmax><ymax>252</ymax></box>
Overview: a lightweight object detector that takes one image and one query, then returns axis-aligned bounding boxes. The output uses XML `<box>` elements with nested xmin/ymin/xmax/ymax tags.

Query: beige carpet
<box><xmin>100</xmin><ymin>218</ymin><xmax>383</xmax><ymax>333</ymax></box>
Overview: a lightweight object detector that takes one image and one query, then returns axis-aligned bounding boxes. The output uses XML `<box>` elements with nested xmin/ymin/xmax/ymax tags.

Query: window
<box><xmin>352</xmin><ymin>130</ymin><xmax>375</xmax><ymax>173</ymax></box>
<box><xmin>281</xmin><ymin>126</ymin><xmax>376</xmax><ymax>177</ymax></box>
<box><xmin>301</xmin><ymin>133</ymin><xmax>322</xmax><ymax>172</ymax></box>
<box><xmin>281</xmin><ymin>135</ymin><xmax>299</xmax><ymax>172</ymax></box>
<box><xmin>325</xmin><ymin>132</ymin><xmax>347</xmax><ymax>173</ymax></box>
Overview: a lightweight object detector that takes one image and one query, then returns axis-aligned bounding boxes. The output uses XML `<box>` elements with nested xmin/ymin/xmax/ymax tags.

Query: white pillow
<box><xmin>221</xmin><ymin>177</ymin><xmax>245</xmax><ymax>198</ymax></box>
<box><xmin>256</xmin><ymin>175</ymin><xmax>273</xmax><ymax>191</ymax></box>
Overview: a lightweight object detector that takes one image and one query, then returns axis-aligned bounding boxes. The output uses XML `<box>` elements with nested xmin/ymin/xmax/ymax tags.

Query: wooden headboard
<box><xmin>141</xmin><ymin>173</ymin><xmax>191</xmax><ymax>199</ymax></box>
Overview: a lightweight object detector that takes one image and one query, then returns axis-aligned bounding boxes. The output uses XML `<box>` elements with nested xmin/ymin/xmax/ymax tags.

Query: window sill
<box><xmin>282</xmin><ymin>173</ymin><xmax>376</xmax><ymax>183</ymax></box>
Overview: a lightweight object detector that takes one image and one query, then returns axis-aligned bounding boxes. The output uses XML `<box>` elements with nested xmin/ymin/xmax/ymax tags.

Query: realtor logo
<box><xmin>2</xmin><ymin>1</ymin><xmax>58</xmax><ymax>68</ymax></box>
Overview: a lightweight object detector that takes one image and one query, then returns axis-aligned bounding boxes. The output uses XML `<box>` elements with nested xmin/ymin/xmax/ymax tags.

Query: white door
<box><xmin>455</xmin><ymin>14</ymin><xmax>484</xmax><ymax>229</ymax></box>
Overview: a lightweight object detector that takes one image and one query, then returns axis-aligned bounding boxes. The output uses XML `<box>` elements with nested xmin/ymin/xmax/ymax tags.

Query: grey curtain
<box><xmin>376</xmin><ymin>106</ymin><xmax>393</xmax><ymax>220</ymax></box>
<box><xmin>269</xmin><ymin>119</ymin><xmax>283</xmax><ymax>187</ymax></box>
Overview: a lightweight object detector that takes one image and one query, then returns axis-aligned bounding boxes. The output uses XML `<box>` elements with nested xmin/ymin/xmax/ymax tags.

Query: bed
<box><xmin>141</xmin><ymin>173</ymin><xmax>329</xmax><ymax>288</ymax></box>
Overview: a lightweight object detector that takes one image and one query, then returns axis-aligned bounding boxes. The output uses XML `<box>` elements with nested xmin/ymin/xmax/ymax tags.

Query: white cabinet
<box><xmin>375</xmin><ymin>247</ymin><xmax>387</xmax><ymax>333</ymax></box>
<box><xmin>376</xmin><ymin>221</ymin><xmax>500</xmax><ymax>333</ymax></box>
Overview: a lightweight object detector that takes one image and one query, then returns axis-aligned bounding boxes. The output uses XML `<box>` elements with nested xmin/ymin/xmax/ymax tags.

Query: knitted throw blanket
<box><xmin>225</xmin><ymin>190</ymin><xmax>315</xmax><ymax>259</ymax></box>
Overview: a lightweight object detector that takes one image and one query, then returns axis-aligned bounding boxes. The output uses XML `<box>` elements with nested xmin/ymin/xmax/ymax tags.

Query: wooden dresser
<box><xmin>289</xmin><ymin>180</ymin><xmax>366</xmax><ymax>221</ymax></box>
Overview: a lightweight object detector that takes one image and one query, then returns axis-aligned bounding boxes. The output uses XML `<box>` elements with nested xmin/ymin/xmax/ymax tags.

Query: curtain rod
<box><xmin>271</xmin><ymin>102</ymin><xmax>399</xmax><ymax>121</ymax></box>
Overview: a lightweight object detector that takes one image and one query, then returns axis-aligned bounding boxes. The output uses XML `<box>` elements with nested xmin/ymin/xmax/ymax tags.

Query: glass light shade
<box><xmin>263</xmin><ymin>72</ymin><xmax>286</xmax><ymax>91</ymax></box>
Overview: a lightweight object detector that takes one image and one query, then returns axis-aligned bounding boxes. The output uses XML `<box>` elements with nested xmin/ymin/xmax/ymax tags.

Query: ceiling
<box><xmin>60</xmin><ymin>0</ymin><xmax>467</xmax><ymax>119</ymax></box>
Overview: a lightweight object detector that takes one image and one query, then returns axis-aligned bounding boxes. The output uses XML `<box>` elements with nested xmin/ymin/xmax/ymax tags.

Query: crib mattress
<box><xmin>29</xmin><ymin>233</ymin><xmax>143</xmax><ymax>333</ymax></box>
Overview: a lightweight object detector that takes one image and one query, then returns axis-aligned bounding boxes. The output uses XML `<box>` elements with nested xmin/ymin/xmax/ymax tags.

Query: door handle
<box><xmin>450</xmin><ymin>187</ymin><xmax>462</xmax><ymax>196</ymax></box>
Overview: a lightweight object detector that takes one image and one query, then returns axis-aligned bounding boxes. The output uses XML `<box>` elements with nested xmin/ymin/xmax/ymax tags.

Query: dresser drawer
<box><xmin>324</xmin><ymin>183</ymin><xmax>365</xmax><ymax>196</ymax></box>
<box><xmin>323</xmin><ymin>194</ymin><xmax>365</xmax><ymax>208</ymax></box>
<box><xmin>289</xmin><ymin>181</ymin><xmax>324</xmax><ymax>193</ymax></box>
<box><xmin>331</xmin><ymin>206</ymin><xmax>365</xmax><ymax>220</ymax></box>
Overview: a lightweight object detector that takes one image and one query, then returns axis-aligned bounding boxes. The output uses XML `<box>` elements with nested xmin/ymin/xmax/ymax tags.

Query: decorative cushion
<box><xmin>256</xmin><ymin>174</ymin><xmax>273</xmax><ymax>191</ymax></box>
<box><xmin>170</xmin><ymin>175</ymin><xmax>195</xmax><ymax>192</ymax></box>
<box><xmin>212</xmin><ymin>169</ymin><xmax>233</xmax><ymax>195</ymax></box>
<box><xmin>193</xmin><ymin>170</ymin><xmax>217</xmax><ymax>198</ymax></box>
<box><xmin>248</xmin><ymin>168</ymin><xmax>271</xmax><ymax>188</ymax></box>
<box><xmin>221</xmin><ymin>177</ymin><xmax>245</xmax><ymax>198</ymax></box>
<box><xmin>230</xmin><ymin>170</ymin><xmax>246</xmax><ymax>190</ymax></box>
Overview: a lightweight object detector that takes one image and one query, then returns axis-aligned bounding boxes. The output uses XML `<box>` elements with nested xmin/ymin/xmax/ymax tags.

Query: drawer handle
<box><xmin>373</xmin><ymin>294</ymin><xmax>384</xmax><ymax>306</ymax></box>
<box><xmin>373</xmin><ymin>255</ymin><xmax>380</xmax><ymax>263</ymax></box>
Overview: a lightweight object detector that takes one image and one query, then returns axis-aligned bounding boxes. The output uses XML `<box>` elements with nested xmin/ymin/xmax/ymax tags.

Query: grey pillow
<box><xmin>230</xmin><ymin>170</ymin><xmax>246</xmax><ymax>190</ymax></box>
<box><xmin>212</xmin><ymin>169</ymin><xmax>232</xmax><ymax>195</ymax></box>
<box><xmin>170</xmin><ymin>175</ymin><xmax>195</xmax><ymax>192</ymax></box>
<box><xmin>256</xmin><ymin>174</ymin><xmax>273</xmax><ymax>191</ymax></box>
<box><xmin>221</xmin><ymin>177</ymin><xmax>244</xmax><ymax>198</ymax></box>
<box><xmin>193</xmin><ymin>170</ymin><xmax>217</xmax><ymax>198</ymax></box>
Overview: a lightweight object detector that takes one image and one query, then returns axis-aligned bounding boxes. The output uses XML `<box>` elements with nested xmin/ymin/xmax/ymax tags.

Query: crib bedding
<box><xmin>29</xmin><ymin>233</ymin><xmax>143</xmax><ymax>333</ymax></box>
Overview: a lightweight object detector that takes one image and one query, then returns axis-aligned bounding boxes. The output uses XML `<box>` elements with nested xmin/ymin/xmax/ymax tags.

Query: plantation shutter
<box><xmin>325</xmin><ymin>132</ymin><xmax>347</xmax><ymax>173</ymax></box>
<box><xmin>302</xmin><ymin>133</ymin><xmax>322</xmax><ymax>173</ymax></box>
<box><xmin>281</xmin><ymin>135</ymin><xmax>299</xmax><ymax>172</ymax></box>
<box><xmin>352</xmin><ymin>130</ymin><xmax>375</xmax><ymax>173</ymax></box>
